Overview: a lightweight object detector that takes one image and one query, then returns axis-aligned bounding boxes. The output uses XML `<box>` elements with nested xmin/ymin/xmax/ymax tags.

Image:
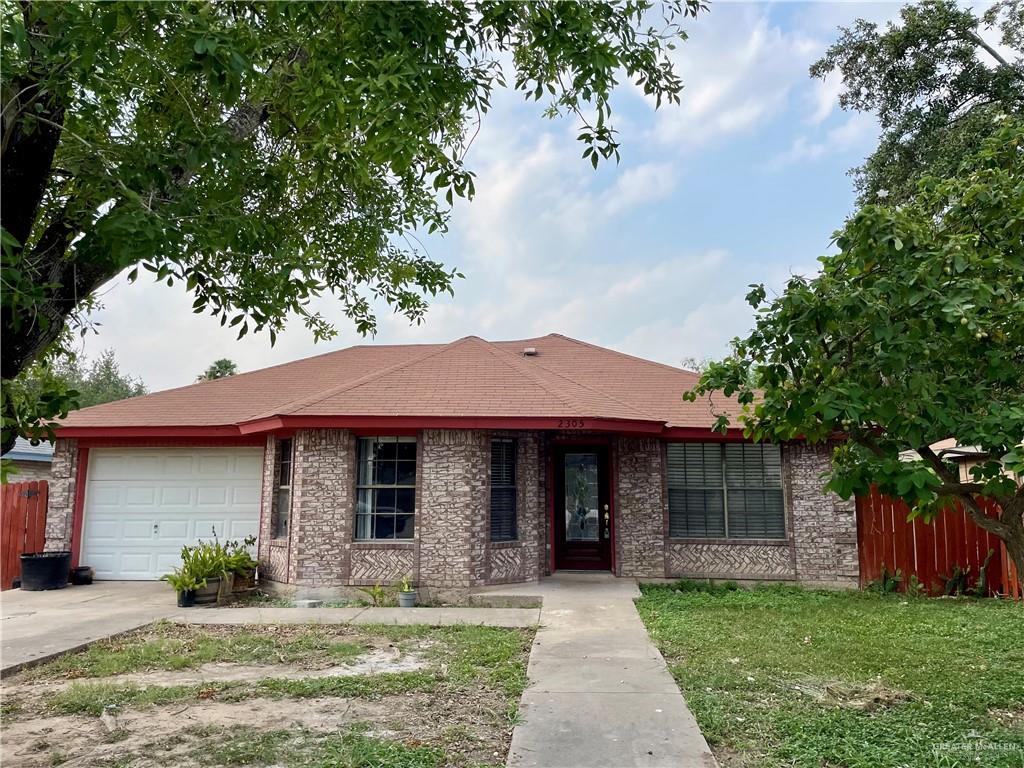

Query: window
<box><xmin>667</xmin><ymin>443</ymin><xmax>784</xmax><ymax>539</ymax></box>
<box><xmin>490</xmin><ymin>439</ymin><xmax>517</xmax><ymax>541</ymax></box>
<box><xmin>271</xmin><ymin>438</ymin><xmax>293</xmax><ymax>539</ymax></box>
<box><xmin>356</xmin><ymin>437</ymin><xmax>416</xmax><ymax>540</ymax></box>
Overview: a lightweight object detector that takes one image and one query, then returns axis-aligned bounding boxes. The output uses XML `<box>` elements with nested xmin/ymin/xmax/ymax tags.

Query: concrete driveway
<box><xmin>1</xmin><ymin>581</ymin><xmax>177</xmax><ymax>675</ymax></box>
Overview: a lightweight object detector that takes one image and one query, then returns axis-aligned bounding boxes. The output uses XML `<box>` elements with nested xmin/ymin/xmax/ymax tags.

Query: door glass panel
<box><xmin>564</xmin><ymin>453</ymin><xmax>599</xmax><ymax>541</ymax></box>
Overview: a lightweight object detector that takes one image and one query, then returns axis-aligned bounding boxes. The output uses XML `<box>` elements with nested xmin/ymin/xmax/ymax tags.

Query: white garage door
<box><xmin>82</xmin><ymin>447</ymin><xmax>263</xmax><ymax>580</ymax></box>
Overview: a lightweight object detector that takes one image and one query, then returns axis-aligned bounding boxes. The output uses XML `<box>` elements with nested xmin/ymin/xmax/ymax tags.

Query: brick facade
<box><xmin>44</xmin><ymin>438</ymin><xmax>78</xmax><ymax>552</ymax></box>
<box><xmin>418</xmin><ymin>429</ymin><xmax>489</xmax><ymax>588</ymax></box>
<box><xmin>614</xmin><ymin>437</ymin><xmax>667</xmax><ymax>578</ymax></box>
<box><xmin>787</xmin><ymin>442</ymin><xmax>859</xmax><ymax>586</ymax></box>
<box><xmin>661</xmin><ymin>442</ymin><xmax>857</xmax><ymax>587</ymax></box>
<box><xmin>44</xmin><ymin>432</ymin><xmax>858</xmax><ymax>591</ymax></box>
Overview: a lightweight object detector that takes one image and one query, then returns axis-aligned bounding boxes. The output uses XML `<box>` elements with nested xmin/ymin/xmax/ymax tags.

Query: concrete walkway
<box><xmin>1</xmin><ymin>581</ymin><xmax>176</xmax><ymax>675</ymax></box>
<box><xmin>482</xmin><ymin>574</ymin><xmax>716</xmax><ymax>768</ymax></box>
<box><xmin>175</xmin><ymin>605</ymin><xmax>539</xmax><ymax>628</ymax></box>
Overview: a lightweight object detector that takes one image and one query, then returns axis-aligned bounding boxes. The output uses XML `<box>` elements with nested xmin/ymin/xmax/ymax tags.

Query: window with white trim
<box><xmin>490</xmin><ymin>439</ymin><xmax>517</xmax><ymax>542</ymax></box>
<box><xmin>667</xmin><ymin>443</ymin><xmax>785</xmax><ymax>539</ymax></box>
<box><xmin>356</xmin><ymin>436</ymin><xmax>416</xmax><ymax>540</ymax></box>
<box><xmin>271</xmin><ymin>438</ymin><xmax>293</xmax><ymax>539</ymax></box>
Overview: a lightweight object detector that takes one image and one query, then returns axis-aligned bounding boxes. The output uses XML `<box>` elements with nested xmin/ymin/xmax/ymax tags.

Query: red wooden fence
<box><xmin>1</xmin><ymin>480</ymin><xmax>49</xmax><ymax>590</ymax></box>
<box><xmin>856</xmin><ymin>488</ymin><xmax>1020</xmax><ymax>598</ymax></box>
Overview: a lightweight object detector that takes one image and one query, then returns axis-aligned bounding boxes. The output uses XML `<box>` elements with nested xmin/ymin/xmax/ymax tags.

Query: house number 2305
<box><xmin>558</xmin><ymin>419</ymin><xmax>586</xmax><ymax>429</ymax></box>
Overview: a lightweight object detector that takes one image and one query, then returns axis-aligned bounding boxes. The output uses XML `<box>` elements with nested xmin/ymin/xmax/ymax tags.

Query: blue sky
<box><xmin>84</xmin><ymin>2</ymin><xmax>915</xmax><ymax>391</ymax></box>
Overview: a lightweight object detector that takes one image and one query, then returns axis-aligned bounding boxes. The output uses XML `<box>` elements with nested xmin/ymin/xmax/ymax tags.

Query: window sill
<box><xmin>351</xmin><ymin>540</ymin><xmax>415</xmax><ymax>549</ymax></box>
<box><xmin>270</xmin><ymin>538</ymin><xmax>289</xmax><ymax>547</ymax></box>
<box><xmin>668</xmin><ymin>537</ymin><xmax>790</xmax><ymax>546</ymax></box>
<box><xmin>490</xmin><ymin>540</ymin><xmax>521</xmax><ymax>549</ymax></box>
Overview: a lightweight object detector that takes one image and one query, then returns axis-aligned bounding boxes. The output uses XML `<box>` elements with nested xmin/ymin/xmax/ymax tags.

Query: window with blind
<box><xmin>490</xmin><ymin>439</ymin><xmax>517</xmax><ymax>542</ymax></box>
<box><xmin>667</xmin><ymin>443</ymin><xmax>785</xmax><ymax>539</ymax></box>
<box><xmin>271</xmin><ymin>438</ymin><xmax>293</xmax><ymax>539</ymax></box>
<box><xmin>355</xmin><ymin>437</ymin><xmax>416</xmax><ymax>540</ymax></box>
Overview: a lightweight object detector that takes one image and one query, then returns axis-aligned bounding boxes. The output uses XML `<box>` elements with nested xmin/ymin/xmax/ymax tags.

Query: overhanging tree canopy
<box><xmin>1</xmin><ymin>0</ymin><xmax>704</xmax><ymax>452</ymax></box>
<box><xmin>810</xmin><ymin>0</ymin><xmax>1023</xmax><ymax>204</ymax></box>
<box><xmin>688</xmin><ymin>122</ymin><xmax>1024</xmax><ymax>574</ymax></box>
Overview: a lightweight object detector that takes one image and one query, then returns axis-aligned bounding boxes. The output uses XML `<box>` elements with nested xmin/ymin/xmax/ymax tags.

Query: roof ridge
<box><xmin>256</xmin><ymin>338</ymin><xmax>473</xmax><ymax>418</ymax></box>
<box><xmin>546</xmin><ymin>333</ymin><xmax>700</xmax><ymax>378</ymax></box>
<box><xmin>475</xmin><ymin>341</ymin><xmax>590</xmax><ymax>418</ymax></box>
<box><xmin>483</xmin><ymin>340</ymin><xmax>658</xmax><ymax>421</ymax></box>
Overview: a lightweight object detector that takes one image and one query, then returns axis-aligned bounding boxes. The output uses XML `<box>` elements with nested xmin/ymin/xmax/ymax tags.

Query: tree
<box><xmin>12</xmin><ymin>349</ymin><xmax>147</xmax><ymax>412</ymax></box>
<box><xmin>0</xmin><ymin>0</ymin><xmax>704</xmax><ymax>454</ymax></box>
<box><xmin>73</xmin><ymin>349</ymin><xmax>148</xmax><ymax>407</ymax></box>
<box><xmin>810</xmin><ymin>0</ymin><xmax>1024</xmax><ymax>204</ymax></box>
<box><xmin>687</xmin><ymin>122</ymin><xmax>1024</xmax><ymax>576</ymax></box>
<box><xmin>3</xmin><ymin>347</ymin><xmax>146</xmax><ymax>478</ymax></box>
<box><xmin>197</xmin><ymin>358</ymin><xmax>239</xmax><ymax>382</ymax></box>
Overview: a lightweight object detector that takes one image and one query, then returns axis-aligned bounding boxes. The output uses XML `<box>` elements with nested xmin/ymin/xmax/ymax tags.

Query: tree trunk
<box><xmin>999</xmin><ymin>493</ymin><xmax>1024</xmax><ymax>583</ymax></box>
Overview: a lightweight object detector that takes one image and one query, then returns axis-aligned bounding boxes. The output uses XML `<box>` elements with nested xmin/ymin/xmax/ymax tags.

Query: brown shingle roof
<box><xmin>58</xmin><ymin>334</ymin><xmax>744</xmax><ymax>432</ymax></box>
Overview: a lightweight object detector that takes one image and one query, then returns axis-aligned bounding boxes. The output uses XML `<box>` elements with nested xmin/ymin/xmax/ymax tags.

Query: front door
<box><xmin>554</xmin><ymin>446</ymin><xmax>612</xmax><ymax>570</ymax></box>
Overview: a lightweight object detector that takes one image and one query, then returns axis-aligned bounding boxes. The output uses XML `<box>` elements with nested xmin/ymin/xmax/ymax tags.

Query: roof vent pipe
<box><xmin>523</xmin><ymin>347</ymin><xmax>538</xmax><ymax>356</ymax></box>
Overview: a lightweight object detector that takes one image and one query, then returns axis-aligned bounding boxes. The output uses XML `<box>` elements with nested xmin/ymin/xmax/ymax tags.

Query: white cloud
<box><xmin>645</xmin><ymin>4</ymin><xmax>827</xmax><ymax>148</ymax></box>
<box><xmin>810</xmin><ymin>72</ymin><xmax>845</xmax><ymax>124</ymax></box>
<box><xmin>765</xmin><ymin>112</ymin><xmax>877</xmax><ymax>169</ymax></box>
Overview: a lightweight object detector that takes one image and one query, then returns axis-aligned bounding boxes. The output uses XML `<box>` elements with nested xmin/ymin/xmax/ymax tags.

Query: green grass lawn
<box><xmin>636</xmin><ymin>582</ymin><xmax>1024</xmax><ymax>768</ymax></box>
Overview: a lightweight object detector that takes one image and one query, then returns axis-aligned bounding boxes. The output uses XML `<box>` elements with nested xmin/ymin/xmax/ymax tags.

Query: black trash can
<box><xmin>20</xmin><ymin>551</ymin><xmax>72</xmax><ymax>591</ymax></box>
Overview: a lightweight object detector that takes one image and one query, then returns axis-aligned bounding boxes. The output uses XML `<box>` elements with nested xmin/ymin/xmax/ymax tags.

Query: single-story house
<box><xmin>48</xmin><ymin>334</ymin><xmax>858</xmax><ymax>595</ymax></box>
<box><xmin>3</xmin><ymin>437</ymin><xmax>54</xmax><ymax>481</ymax></box>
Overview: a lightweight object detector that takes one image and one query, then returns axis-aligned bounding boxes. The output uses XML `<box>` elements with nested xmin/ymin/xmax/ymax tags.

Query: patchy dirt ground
<box><xmin>1</xmin><ymin>622</ymin><xmax>533</xmax><ymax>768</ymax></box>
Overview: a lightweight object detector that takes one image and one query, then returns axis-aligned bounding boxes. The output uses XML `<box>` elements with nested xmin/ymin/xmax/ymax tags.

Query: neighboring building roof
<box><xmin>57</xmin><ymin>334</ymin><xmax>748</xmax><ymax>437</ymax></box>
<box><xmin>2</xmin><ymin>437</ymin><xmax>55</xmax><ymax>463</ymax></box>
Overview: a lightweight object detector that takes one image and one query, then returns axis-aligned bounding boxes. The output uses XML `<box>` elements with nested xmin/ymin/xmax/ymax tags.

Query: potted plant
<box><xmin>161</xmin><ymin>568</ymin><xmax>203</xmax><ymax>607</ymax></box>
<box><xmin>396</xmin><ymin>574</ymin><xmax>417</xmax><ymax>608</ymax></box>
<box><xmin>226</xmin><ymin>536</ymin><xmax>259</xmax><ymax>592</ymax></box>
<box><xmin>180</xmin><ymin>539</ymin><xmax>227</xmax><ymax>605</ymax></box>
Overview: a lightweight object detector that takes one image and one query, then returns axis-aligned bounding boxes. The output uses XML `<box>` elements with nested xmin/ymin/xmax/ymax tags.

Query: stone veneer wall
<box><xmin>287</xmin><ymin>429</ymin><xmax>358</xmax><ymax>586</ymax></box>
<box><xmin>787</xmin><ymin>442</ymin><xmax>858</xmax><ymax>586</ymax></box>
<box><xmin>44</xmin><ymin>438</ymin><xmax>78</xmax><ymax>551</ymax></box>
<box><xmin>418</xmin><ymin>429</ymin><xmax>490</xmax><ymax>588</ymax></box>
<box><xmin>615</xmin><ymin>437</ymin><xmax>667</xmax><ymax>578</ymax></box>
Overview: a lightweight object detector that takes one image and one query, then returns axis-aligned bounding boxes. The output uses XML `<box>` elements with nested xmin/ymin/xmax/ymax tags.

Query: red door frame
<box><xmin>547</xmin><ymin>437</ymin><xmax>616</xmax><ymax>573</ymax></box>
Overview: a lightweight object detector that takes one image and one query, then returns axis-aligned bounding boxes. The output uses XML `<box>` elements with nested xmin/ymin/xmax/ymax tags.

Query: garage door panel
<box><xmin>121</xmin><ymin>520</ymin><xmax>156</xmax><ymax>541</ymax></box>
<box><xmin>125</xmin><ymin>487</ymin><xmax>156</xmax><ymax>505</ymax></box>
<box><xmin>232</xmin><ymin>485</ymin><xmax>261</xmax><ymax>505</ymax></box>
<box><xmin>233</xmin><ymin>454</ymin><xmax>263</xmax><ymax>476</ymax></box>
<box><xmin>82</xmin><ymin>447</ymin><xmax>263</xmax><ymax>580</ymax></box>
<box><xmin>160</xmin><ymin>487</ymin><xmax>192</xmax><ymax>505</ymax></box>
<box><xmin>196</xmin><ymin>486</ymin><xmax>228</xmax><ymax>505</ymax></box>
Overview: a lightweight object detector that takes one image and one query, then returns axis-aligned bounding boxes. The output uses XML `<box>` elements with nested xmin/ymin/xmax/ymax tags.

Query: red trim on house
<box><xmin>609</xmin><ymin>439</ymin><xmax>618</xmax><ymax>575</ymax></box>
<box><xmin>661</xmin><ymin>427</ymin><xmax>748</xmax><ymax>441</ymax></box>
<box><xmin>70</xmin><ymin>446</ymin><xmax>89</xmax><ymax>569</ymax></box>
<box><xmin>73</xmin><ymin>436</ymin><xmax>267</xmax><ymax>448</ymax></box>
<box><xmin>60</xmin><ymin>419</ymin><xmax>754</xmax><ymax>441</ymax></box>
<box><xmin>239</xmin><ymin>415</ymin><xmax>666</xmax><ymax>435</ymax></box>
<box><xmin>546</xmin><ymin>446</ymin><xmax>556</xmax><ymax>575</ymax></box>
<box><xmin>58</xmin><ymin>426</ymin><xmax>245</xmax><ymax>438</ymax></box>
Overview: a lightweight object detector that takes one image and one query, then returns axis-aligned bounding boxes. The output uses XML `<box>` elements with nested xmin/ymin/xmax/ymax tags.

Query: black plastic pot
<box><xmin>19</xmin><ymin>551</ymin><xmax>71</xmax><ymax>591</ymax></box>
<box><xmin>71</xmin><ymin>566</ymin><xmax>94</xmax><ymax>586</ymax></box>
<box><xmin>177</xmin><ymin>590</ymin><xmax>196</xmax><ymax>608</ymax></box>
